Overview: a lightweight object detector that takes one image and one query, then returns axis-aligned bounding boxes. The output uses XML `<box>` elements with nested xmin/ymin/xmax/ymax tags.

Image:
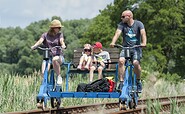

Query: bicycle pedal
<box><xmin>131</xmin><ymin>90</ymin><xmax>136</xmax><ymax>93</ymax></box>
<box><xmin>137</xmin><ymin>91</ymin><xmax>142</xmax><ymax>93</ymax></box>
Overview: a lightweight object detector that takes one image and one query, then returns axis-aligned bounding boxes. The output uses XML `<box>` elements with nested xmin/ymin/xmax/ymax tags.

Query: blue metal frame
<box><xmin>119</xmin><ymin>60</ymin><xmax>139</xmax><ymax>107</ymax></box>
<box><xmin>63</xmin><ymin>62</ymin><xmax>119</xmax><ymax>92</ymax></box>
<box><xmin>37</xmin><ymin>57</ymin><xmax>139</xmax><ymax>110</ymax></box>
<box><xmin>36</xmin><ymin>59</ymin><xmax>62</xmax><ymax>107</ymax></box>
<box><xmin>49</xmin><ymin>92</ymin><xmax>120</xmax><ymax>98</ymax></box>
<box><xmin>35</xmin><ymin>45</ymin><xmax>140</xmax><ymax>110</ymax></box>
<box><xmin>47</xmin><ymin>62</ymin><xmax>120</xmax><ymax>99</ymax></box>
<box><xmin>62</xmin><ymin>62</ymin><xmax>72</xmax><ymax>91</ymax></box>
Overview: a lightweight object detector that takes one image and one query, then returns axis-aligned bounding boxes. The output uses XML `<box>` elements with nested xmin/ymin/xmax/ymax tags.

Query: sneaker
<box><xmin>136</xmin><ymin>80</ymin><xmax>142</xmax><ymax>92</ymax></box>
<box><xmin>57</xmin><ymin>75</ymin><xmax>63</xmax><ymax>85</ymax></box>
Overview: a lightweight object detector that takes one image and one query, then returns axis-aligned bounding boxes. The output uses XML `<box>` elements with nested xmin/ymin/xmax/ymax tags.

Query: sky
<box><xmin>0</xmin><ymin>0</ymin><xmax>114</xmax><ymax>28</ymax></box>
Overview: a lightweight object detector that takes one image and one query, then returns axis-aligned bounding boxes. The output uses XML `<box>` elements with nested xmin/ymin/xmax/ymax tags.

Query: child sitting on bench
<box><xmin>89</xmin><ymin>42</ymin><xmax>111</xmax><ymax>82</ymax></box>
<box><xmin>77</xmin><ymin>44</ymin><xmax>93</xmax><ymax>70</ymax></box>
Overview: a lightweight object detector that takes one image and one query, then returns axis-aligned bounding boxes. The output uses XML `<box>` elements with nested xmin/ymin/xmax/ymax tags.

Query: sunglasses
<box><xmin>84</xmin><ymin>49</ymin><xmax>91</xmax><ymax>52</ymax></box>
<box><xmin>121</xmin><ymin>16</ymin><xmax>125</xmax><ymax>18</ymax></box>
<box><xmin>52</xmin><ymin>27</ymin><xmax>61</xmax><ymax>29</ymax></box>
<box><xmin>121</xmin><ymin>15</ymin><xmax>130</xmax><ymax>18</ymax></box>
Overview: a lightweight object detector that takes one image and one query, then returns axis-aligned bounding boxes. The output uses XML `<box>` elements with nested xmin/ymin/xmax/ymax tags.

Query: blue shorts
<box><xmin>120</xmin><ymin>47</ymin><xmax>142</xmax><ymax>61</ymax></box>
<box><xmin>42</xmin><ymin>56</ymin><xmax>65</xmax><ymax>65</ymax></box>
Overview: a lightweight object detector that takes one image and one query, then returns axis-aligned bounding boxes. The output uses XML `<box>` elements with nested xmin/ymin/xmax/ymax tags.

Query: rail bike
<box><xmin>35</xmin><ymin>46</ymin><xmax>62</xmax><ymax>110</ymax></box>
<box><xmin>34</xmin><ymin>44</ymin><xmax>143</xmax><ymax>111</ymax></box>
<box><xmin>114</xmin><ymin>44</ymin><xmax>142</xmax><ymax>110</ymax></box>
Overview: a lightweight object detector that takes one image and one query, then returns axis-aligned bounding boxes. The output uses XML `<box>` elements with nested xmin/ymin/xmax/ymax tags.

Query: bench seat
<box><xmin>63</xmin><ymin>48</ymin><xmax>120</xmax><ymax>91</ymax></box>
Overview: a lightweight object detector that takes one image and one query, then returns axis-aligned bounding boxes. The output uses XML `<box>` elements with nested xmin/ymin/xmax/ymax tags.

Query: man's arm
<box><xmin>110</xmin><ymin>29</ymin><xmax>122</xmax><ymax>47</ymax></box>
<box><xmin>140</xmin><ymin>29</ymin><xmax>147</xmax><ymax>47</ymax></box>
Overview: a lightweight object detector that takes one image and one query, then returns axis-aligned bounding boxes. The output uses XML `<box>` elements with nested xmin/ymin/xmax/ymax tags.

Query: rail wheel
<box><xmin>128</xmin><ymin>97</ymin><xmax>137</xmax><ymax>109</ymax></box>
<box><xmin>119</xmin><ymin>101</ymin><xmax>127</xmax><ymax>110</ymax></box>
<box><xmin>37</xmin><ymin>101</ymin><xmax>46</xmax><ymax>110</ymax></box>
<box><xmin>119</xmin><ymin>103</ymin><xmax>127</xmax><ymax>110</ymax></box>
<box><xmin>133</xmin><ymin>97</ymin><xmax>137</xmax><ymax>109</ymax></box>
<box><xmin>128</xmin><ymin>100</ymin><xmax>134</xmax><ymax>109</ymax></box>
<box><xmin>56</xmin><ymin>98</ymin><xmax>61</xmax><ymax>109</ymax></box>
<box><xmin>51</xmin><ymin>97</ymin><xmax>55</xmax><ymax>108</ymax></box>
<box><xmin>51</xmin><ymin>98</ymin><xmax>61</xmax><ymax>109</ymax></box>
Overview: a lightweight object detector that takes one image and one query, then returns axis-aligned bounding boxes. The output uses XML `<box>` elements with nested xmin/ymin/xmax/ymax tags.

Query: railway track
<box><xmin>7</xmin><ymin>95</ymin><xmax>185</xmax><ymax>114</ymax></box>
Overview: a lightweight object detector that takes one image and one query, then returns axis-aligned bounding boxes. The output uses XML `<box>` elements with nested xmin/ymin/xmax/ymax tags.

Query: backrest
<box><xmin>73</xmin><ymin>48</ymin><xmax>120</xmax><ymax>69</ymax></box>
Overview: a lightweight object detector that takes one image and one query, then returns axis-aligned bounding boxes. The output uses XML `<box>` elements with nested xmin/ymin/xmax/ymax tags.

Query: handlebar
<box><xmin>114</xmin><ymin>44</ymin><xmax>142</xmax><ymax>49</ymax></box>
<box><xmin>33</xmin><ymin>46</ymin><xmax>64</xmax><ymax>59</ymax></box>
<box><xmin>37</xmin><ymin>46</ymin><xmax>63</xmax><ymax>51</ymax></box>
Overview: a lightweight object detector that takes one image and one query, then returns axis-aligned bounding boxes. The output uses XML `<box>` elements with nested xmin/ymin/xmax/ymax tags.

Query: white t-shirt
<box><xmin>95</xmin><ymin>51</ymin><xmax>110</xmax><ymax>63</ymax></box>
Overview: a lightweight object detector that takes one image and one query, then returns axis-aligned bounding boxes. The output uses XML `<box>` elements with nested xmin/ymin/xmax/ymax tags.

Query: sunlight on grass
<box><xmin>0</xmin><ymin>71</ymin><xmax>185</xmax><ymax>113</ymax></box>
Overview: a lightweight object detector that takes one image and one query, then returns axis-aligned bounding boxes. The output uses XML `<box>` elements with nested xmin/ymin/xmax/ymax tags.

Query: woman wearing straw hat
<box><xmin>31</xmin><ymin>19</ymin><xmax>66</xmax><ymax>85</ymax></box>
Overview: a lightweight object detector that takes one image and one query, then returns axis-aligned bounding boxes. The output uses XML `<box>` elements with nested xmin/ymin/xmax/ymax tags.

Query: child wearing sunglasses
<box><xmin>77</xmin><ymin>44</ymin><xmax>93</xmax><ymax>70</ymax></box>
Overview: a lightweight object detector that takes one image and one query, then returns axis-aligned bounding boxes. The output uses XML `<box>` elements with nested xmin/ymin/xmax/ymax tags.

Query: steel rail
<box><xmin>6</xmin><ymin>95</ymin><xmax>185</xmax><ymax>114</ymax></box>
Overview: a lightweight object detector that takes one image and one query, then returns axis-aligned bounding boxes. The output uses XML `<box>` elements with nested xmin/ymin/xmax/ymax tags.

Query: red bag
<box><xmin>108</xmin><ymin>79</ymin><xmax>115</xmax><ymax>92</ymax></box>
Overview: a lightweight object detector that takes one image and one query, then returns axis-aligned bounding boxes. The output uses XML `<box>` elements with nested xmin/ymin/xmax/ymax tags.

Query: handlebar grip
<box><xmin>114</xmin><ymin>44</ymin><xmax>123</xmax><ymax>48</ymax></box>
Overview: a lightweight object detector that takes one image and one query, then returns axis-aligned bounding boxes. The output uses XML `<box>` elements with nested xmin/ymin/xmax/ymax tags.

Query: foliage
<box><xmin>82</xmin><ymin>15</ymin><xmax>114</xmax><ymax>47</ymax></box>
<box><xmin>0</xmin><ymin>0</ymin><xmax>184</xmax><ymax>79</ymax></box>
<box><xmin>1</xmin><ymin>73</ymin><xmax>185</xmax><ymax>113</ymax></box>
<box><xmin>158</xmin><ymin>72</ymin><xmax>181</xmax><ymax>84</ymax></box>
<box><xmin>136</xmin><ymin>0</ymin><xmax>185</xmax><ymax>76</ymax></box>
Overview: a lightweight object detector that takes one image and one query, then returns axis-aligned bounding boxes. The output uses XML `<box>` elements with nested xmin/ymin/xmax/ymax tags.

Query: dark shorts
<box><xmin>120</xmin><ymin>47</ymin><xmax>142</xmax><ymax>61</ymax></box>
<box><xmin>92</xmin><ymin>62</ymin><xmax>106</xmax><ymax>70</ymax></box>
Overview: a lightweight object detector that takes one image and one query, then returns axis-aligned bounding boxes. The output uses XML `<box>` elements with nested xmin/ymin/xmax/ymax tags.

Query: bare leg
<box><xmin>84</xmin><ymin>57</ymin><xmax>92</xmax><ymax>69</ymax></box>
<box><xmin>52</xmin><ymin>56</ymin><xmax>63</xmax><ymax>85</ymax></box>
<box><xmin>42</xmin><ymin>61</ymin><xmax>51</xmax><ymax>77</ymax></box>
<box><xmin>97</xmin><ymin>66</ymin><xmax>104</xmax><ymax>79</ymax></box>
<box><xmin>133</xmin><ymin>60</ymin><xmax>141</xmax><ymax>79</ymax></box>
<box><xmin>119</xmin><ymin>57</ymin><xmax>126</xmax><ymax>81</ymax></box>
<box><xmin>52</xmin><ymin>56</ymin><xmax>62</xmax><ymax>76</ymax></box>
<box><xmin>89</xmin><ymin>66</ymin><xmax>96</xmax><ymax>82</ymax></box>
<box><xmin>77</xmin><ymin>56</ymin><xmax>85</xmax><ymax>69</ymax></box>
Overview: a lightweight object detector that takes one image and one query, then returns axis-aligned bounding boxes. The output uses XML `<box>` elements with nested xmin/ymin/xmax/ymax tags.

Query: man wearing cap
<box><xmin>110</xmin><ymin>10</ymin><xmax>147</xmax><ymax>92</ymax></box>
<box><xmin>89</xmin><ymin>42</ymin><xmax>111</xmax><ymax>82</ymax></box>
<box><xmin>31</xmin><ymin>19</ymin><xmax>66</xmax><ymax>85</ymax></box>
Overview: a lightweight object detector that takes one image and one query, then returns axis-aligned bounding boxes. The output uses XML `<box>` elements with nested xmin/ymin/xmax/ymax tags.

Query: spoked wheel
<box><xmin>119</xmin><ymin>99</ymin><xmax>127</xmax><ymax>110</ymax></box>
<box><xmin>51</xmin><ymin>97</ymin><xmax>61</xmax><ymax>109</ymax></box>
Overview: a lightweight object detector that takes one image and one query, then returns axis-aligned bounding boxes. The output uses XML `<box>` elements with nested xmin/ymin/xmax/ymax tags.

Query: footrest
<box><xmin>49</xmin><ymin>92</ymin><xmax>121</xmax><ymax>98</ymax></box>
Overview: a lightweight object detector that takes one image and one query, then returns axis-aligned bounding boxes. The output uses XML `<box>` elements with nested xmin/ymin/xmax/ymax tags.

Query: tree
<box><xmin>137</xmin><ymin>0</ymin><xmax>185</xmax><ymax>76</ymax></box>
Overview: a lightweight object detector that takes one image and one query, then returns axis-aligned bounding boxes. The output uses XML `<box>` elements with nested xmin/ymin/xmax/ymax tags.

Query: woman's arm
<box><xmin>31</xmin><ymin>37</ymin><xmax>44</xmax><ymax>50</ymax></box>
<box><xmin>60</xmin><ymin>37</ymin><xmax>66</xmax><ymax>49</ymax></box>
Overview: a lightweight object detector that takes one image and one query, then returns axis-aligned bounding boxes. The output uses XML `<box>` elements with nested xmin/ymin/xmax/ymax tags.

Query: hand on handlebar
<box><xmin>113</xmin><ymin>44</ymin><xmax>145</xmax><ymax>49</ymax></box>
<box><xmin>110</xmin><ymin>42</ymin><xmax>115</xmax><ymax>48</ymax></box>
<box><xmin>62</xmin><ymin>45</ymin><xmax>66</xmax><ymax>49</ymax></box>
<box><xmin>31</xmin><ymin>45</ymin><xmax>37</xmax><ymax>50</ymax></box>
<box><xmin>140</xmin><ymin>43</ymin><xmax>146</xmax><ymax>48</ymax></box>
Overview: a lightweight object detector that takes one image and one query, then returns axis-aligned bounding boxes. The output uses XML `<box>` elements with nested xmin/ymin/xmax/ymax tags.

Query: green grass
<box><xmin>0</xmin><ymin>72</ymin><xmax>185</xmax><ymax>113</ymax></box>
